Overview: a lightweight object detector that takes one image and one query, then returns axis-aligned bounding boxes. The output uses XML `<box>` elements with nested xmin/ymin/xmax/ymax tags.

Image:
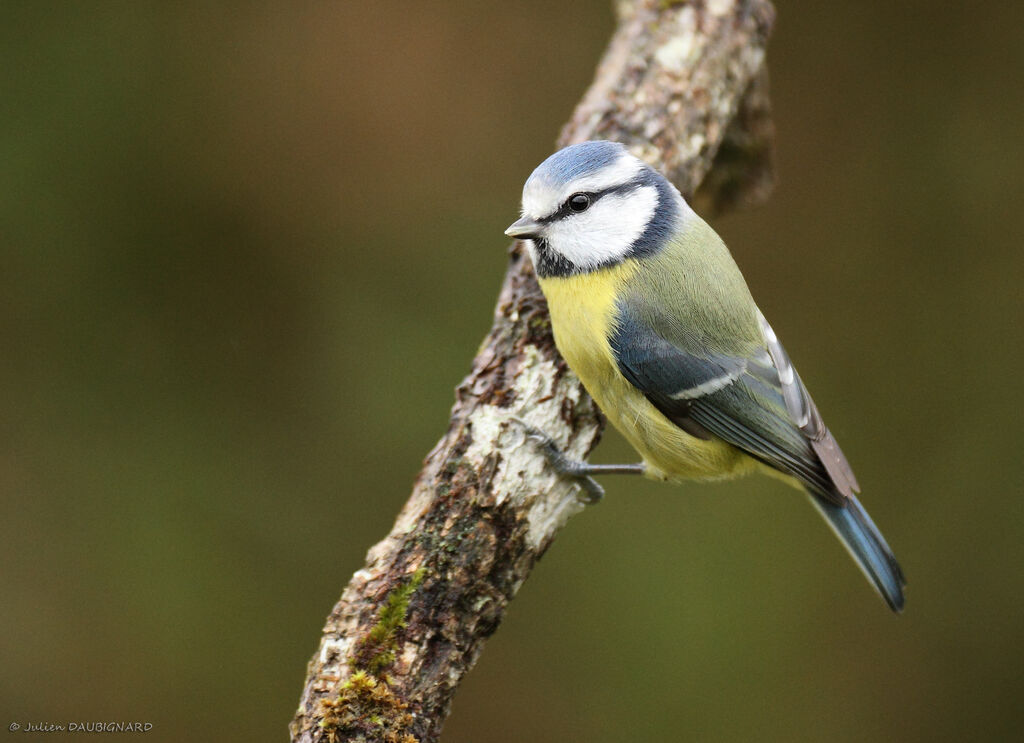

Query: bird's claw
<box><xmin>574</xmin><ymin>477</ymin><xmax>605</xmax><ymax>505</ymax></box>
<box><xmin>509</xmin><ymin>416</ymin><xmax>604</xmax><ymax>504</ymax></box>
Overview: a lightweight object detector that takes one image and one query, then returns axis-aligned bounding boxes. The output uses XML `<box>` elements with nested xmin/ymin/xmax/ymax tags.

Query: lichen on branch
<box><xmin>317</xmin><ymin>569</ymin><xmax>428</xmax><ymax>743</ymax></box>
<box><xmin>349</xmin><ymin>568</ymin><xmax>427</xmax><ymax>676</ymax></box>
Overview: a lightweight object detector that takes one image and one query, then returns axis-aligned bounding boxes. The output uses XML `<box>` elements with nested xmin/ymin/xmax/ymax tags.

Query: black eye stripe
<box><xmin>536</xmin><ymin>180</ymin><xmax>644</xmax><ymax>225</ymax></box>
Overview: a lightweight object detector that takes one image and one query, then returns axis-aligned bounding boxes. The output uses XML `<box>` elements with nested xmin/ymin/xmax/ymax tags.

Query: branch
<box><xmin>290</xmin><ymin>2</ymin><xmax>775</xmax><ymax>741</ymax></box>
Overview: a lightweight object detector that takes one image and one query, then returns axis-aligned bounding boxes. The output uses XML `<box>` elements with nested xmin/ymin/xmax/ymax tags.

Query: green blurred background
<box><xmin>3</xmin><ymin>2</ymin><xmax>1022</xmax><ymax>741</ymax></box>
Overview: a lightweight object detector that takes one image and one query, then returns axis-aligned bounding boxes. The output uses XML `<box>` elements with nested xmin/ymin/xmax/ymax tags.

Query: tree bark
<box><xmin>290</xmin><ymin>2</ymin><xmax>775</xmax><ymax>741</ymax></box>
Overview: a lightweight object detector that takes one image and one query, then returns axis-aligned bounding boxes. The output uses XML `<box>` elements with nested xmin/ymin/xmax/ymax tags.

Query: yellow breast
<box><xmin>538</xmin><ymin>263</ymin><xmax>756</xmax><ymax>482</ymax></box>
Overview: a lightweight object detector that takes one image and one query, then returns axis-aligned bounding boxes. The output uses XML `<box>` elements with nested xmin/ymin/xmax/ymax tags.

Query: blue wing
<box><xmin>609</xmin><ymin>300</ymin><xmax>906</xmax><ymax>611</ymax></box>
<box><xmin>609</xmin><ymin>302</ymin><xmax>843</xmax><ymax>502</ymax></box>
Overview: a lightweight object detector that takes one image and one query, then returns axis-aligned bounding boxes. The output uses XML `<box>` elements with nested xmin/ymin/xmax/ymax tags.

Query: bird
<box><xmin>504</xmin><ymin>140</ymin><xmax>905</xmax><ymax>612</ymax></box>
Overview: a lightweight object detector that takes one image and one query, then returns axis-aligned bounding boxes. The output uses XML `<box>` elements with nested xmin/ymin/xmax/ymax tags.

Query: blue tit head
<box><xmin>505</xmin><ymin>140</ymin><xmax>687</xmax><ymax>277</ymax></box>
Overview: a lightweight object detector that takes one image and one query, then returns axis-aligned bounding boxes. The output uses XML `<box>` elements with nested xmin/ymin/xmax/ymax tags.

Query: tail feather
<box><xmin>809</xmin><ymin>493</ymin><xmax>906</xmax><ymax>612</ymax></box>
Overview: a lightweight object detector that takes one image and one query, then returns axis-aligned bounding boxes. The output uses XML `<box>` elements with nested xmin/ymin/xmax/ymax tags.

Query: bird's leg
<box><xmin>510</xmin><ymin>417</ymin><xmax>645</xmax><ymax>504</ymax></box>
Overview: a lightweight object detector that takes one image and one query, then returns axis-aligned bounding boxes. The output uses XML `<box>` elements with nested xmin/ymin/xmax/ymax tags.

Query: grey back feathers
<box><xmin>516</xmin><ymin>141</ymin><xmax>687</xmax><ymax>277</ymax></box>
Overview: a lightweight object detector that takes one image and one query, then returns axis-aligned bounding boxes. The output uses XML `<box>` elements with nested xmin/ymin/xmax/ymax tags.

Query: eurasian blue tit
<box><xmin>505</xmin><ymin>140</ymin><xmax>905</xmax><ymax>612</ymax></box>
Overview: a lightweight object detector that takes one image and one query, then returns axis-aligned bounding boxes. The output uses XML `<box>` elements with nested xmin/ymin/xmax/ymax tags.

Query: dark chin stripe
<box><xmin>532</xmin><ymin>238</ymin><xmax>576</xmax><ymax>278</ymax></box>
<box><xmin>533</xmin><ymin>168</ymin><xmax>679</xmax><ymax>279</ymax></box>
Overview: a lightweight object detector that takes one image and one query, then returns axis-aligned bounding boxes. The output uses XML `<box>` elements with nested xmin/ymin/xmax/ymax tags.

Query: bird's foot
<box><xmin>510</xmin><ymin>417</ymin><xmax>645</xmax><ymax>504</ymax></box>
<box><xmin>510</xmin><ymin>417</ymin><xmax>605</xmax><ymax>504</ymax></box>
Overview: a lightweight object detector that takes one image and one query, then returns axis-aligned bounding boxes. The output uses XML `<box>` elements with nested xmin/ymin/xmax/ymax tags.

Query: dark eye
<box><xmin>568</xmin><ymin>193</ymin><xmax>591</xmax><ymax>213</ymax></box>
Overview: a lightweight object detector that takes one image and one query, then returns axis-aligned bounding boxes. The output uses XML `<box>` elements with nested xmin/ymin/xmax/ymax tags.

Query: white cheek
<box><xmin>545</xmin><ymin>186</ymin><xmax>658</xmax><ymax>269</ymax></box>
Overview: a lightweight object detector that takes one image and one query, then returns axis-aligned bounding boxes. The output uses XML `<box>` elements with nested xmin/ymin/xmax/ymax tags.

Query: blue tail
<box><xmin>809</xmin><ymin>493</ymin><xmax>906</xmax><ymax>612</ymax></box>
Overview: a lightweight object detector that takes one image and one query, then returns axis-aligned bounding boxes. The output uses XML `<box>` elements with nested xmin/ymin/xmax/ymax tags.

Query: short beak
<box><xmin>504</xmin><ymin>216</ymin><xmax>542</xmax><ymax>240</ymax></box>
